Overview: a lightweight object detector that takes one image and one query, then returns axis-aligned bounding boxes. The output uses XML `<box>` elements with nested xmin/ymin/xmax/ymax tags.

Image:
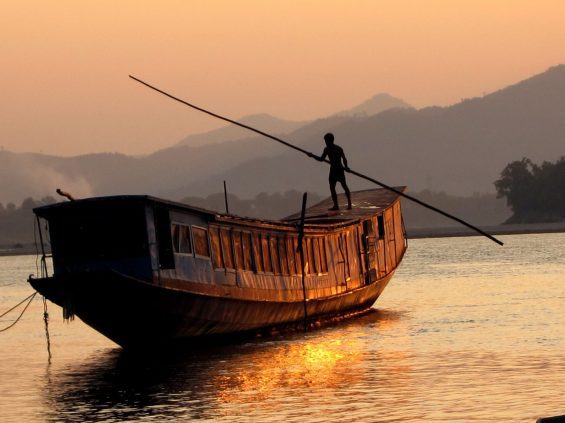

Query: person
<box><xmin>309</xmin><ymin>133</ymin><xmax>352</xmax><ymax>210</ymax></box>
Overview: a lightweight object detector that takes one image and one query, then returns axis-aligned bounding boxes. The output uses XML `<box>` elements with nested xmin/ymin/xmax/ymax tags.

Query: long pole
<box><xmin>223</xmin><ymin>180</ymin><xmax>229</xmax><ymax>214</ymax></box>
<box><xmin>297</xmin><ymin>192</ymin><xmax>308</xmax><ymax>332</ymax></box>
<box><xmin>129</xmin><ymin>75</ymin><xmax>504</xmax><ymax>246</ymax></box>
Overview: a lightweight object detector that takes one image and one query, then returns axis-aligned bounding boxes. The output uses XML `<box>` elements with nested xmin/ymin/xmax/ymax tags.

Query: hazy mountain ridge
<box><xmin>176</xmin><ymin>114</ymin><xmax>308</xmax><ymax>147</ymax></box>
<box><xmin>175</xmin><ymin>93</ymin><xmax>410</xmax><ymax>147</ymax></box>
<box><xmin>0</xmin><ymin>93</ymin><xmax>408</xmax><ymax>204</ymax></box>
<box><xmin>333</xmin><ymin>93</ymin><xmax>411</xmax><ymax>117</ymax></box>
<box><xmin>175</xmin><ymin>65</ymin><xmax>565</xmax><ymax>199</ymax></box>
<box><xmin>1</xmin><ymin>66</ymin><xmax>564</xmax><ymax>205</ymax></box>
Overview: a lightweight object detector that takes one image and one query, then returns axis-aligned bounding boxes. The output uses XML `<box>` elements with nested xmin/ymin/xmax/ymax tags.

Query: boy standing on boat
<box><xmin>309</xmin><ymin>133</ymin><xmax>352</xmax><ymax>211</ymax></box>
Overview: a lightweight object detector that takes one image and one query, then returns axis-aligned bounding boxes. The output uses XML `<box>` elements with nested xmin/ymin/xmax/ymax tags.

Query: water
<box><xmin>1</xmin><ymin>233</ymin><xmax>564</xmax><ymax>422</ymax></box>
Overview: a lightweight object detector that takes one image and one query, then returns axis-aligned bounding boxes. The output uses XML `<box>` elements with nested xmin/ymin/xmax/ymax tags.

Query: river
<box><xmin>0</xmin><ymin>233</ymin><xmax>563</xmax><ymax>422</ymax></box>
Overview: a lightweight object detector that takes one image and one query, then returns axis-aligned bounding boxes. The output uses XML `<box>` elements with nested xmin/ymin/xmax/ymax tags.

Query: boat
<box><xmin>29</xmin><ymin>188</ymin><xmax>407</xmax><ymax>348</ymax></box>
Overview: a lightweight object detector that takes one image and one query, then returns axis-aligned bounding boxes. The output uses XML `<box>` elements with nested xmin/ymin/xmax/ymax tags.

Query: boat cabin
<box><xmin>34</xmin><ymin>189</ymin><xmax>407</xmax><ymax>300</ymax></box>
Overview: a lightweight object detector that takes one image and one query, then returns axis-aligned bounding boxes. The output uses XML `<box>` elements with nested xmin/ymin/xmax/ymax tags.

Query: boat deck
<box><xmin>283</xmin><ymin>187</ymin><xmax>405</xmax><ymax>225</ymax></box>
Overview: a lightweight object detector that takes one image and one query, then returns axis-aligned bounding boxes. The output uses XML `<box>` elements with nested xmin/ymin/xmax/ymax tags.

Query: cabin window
<box><xmin>363</xmin><ymin>219</ymin><xmax>375</xmax><ymax>237</ymax></box>
<box><xmin>279</xmin><ymin>237</ymin><xmax>289</xmax><ymax>275</ymax></box>
<box><xmin>286</xmin><ymin>237</ymin><xmax>297</xmax><ymax>275</ymax></box>
<box><xmin>314</xmin><ymin>239</ymin><xmax>324</xmax><ymax>274</ymax></box>
<box><xmin>233</xmin><ymin>231</ymin><xmax>243</xmax><ymax>269</ymax></box>
<box><xmin>155</xmin><ymin>206</ymin><xmax>175</xmax><ymax>269</ymax></box>
<box><xmin>377</xmin><ymin>215</ymin><xmax>385</xmax><ymax>240</ymax></box>
<box><xmin>261</xmin><ymin>235</ymin><xmax>273</xmax><ymax>273</ymax></box>
<box><xmin>220</xmin><ymin>228</ymin><xmax>234</xmax><ymax>269</ymax></box>
<box><xmin>179</xmin><ymin>225</ymin><xmax>192</xmax><ymax>254</ymax></box>
<box><xmin>192</xmin><ymin>226</ymin><xmax>210</xmax><ymax>258</ymax></box>
<box><xmin>171</xmin><ymin>223</ymin><xmax>193</xmax><ymax>255</ymax></box>
<box><xmin>299</xmin><ymin>238</ymin><xmax>309</xmax><ymax>274</ymax></box>
<box><xmin>304</xmin><ymin>238</ymin><xmax>314</xmax><ymax>274</ymax></box>
<box><xmin>270</xmin><ymin>236</ymin><xmax>281</xmax><ymax>274</ymax></box>
<box><xmin>319</xmin><ymin>238</ymin><xmax>328</xmax><ymax>273</ymax></box>
<box><xmin>252</xmin><ymin>233</ymin><xmax>264</xmax><ymax>272</ymax></box>
<box><xmin>339</xmin><ymin>232</ymin><xmax>351</xmax><ymax>280</ymax></box>
<box><xmin>209</xmin><ymin>227</ymin><xmax>222</xmax><ymax>267</ymax></box>
<box><xmin>242</xmin><ymin>232</ymin><xmax>253</xmax><ymax>271</ymax></box>
<box><xmin>171</xmin><ymin>224</ymin><xmax>180</xmax><ymax>252</ymax></box>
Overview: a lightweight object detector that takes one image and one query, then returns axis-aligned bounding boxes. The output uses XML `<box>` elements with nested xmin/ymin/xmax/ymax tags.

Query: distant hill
<box><xmin>0</xmin><ymin>190</ymin><xmax>509</xmax><ymax>246</ymax></box>
<box><xmin>333</xmin><ymin>93</ymin><xmax>411</xmax><ymax>117</ymax></box>
<box><xmin>175</xmin><ymin>93</ymin><xmax>410</xmax><ymax>147</ymax></box>
<box><xmin>176</xmin><ymin>114</ymin><xmax>308</xmax><ymax>147</ymax></box>
<box><xmin>0</xmin><ymin>93</ymin><xmax>410</xmax><ymax>204</ymax></box>
<box><xmin>1</xmin><ymin>65</ymin><xmax>564</xmax><ymax>208</ymax></box>
<box><xmin>172</xmin><ymin>65</ymin><xmax>565</xmax><ymax>198</ymax></box>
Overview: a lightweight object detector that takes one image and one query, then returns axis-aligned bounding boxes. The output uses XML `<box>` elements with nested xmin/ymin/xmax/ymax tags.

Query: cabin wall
<box><xmin>393</xmin><ymin>200</ymin><xmax>407</xmax><ymax>261</ymax></box>
<box><xmin>152</xmin><ymin>206</ymin><xmax>363</xmax><ymax>297</ymax></box>
<box><xmin>371</xmin><ymin>199</ymin><xmax>406</xmax><ymax>276</ymax></box>
<box><xmin>145</xmin><ymin>206</ymin><xmax>159</xmax><ymax>273</ymax></box>
<box><xmin>47</xmin><ymin>202</ymin><xmax>153</xmax><ymax>280</ymax></box>
<box><xmin>153</xmin><ymin>199</ymin><xmax>406</xmax><ymax>300</ymax></box>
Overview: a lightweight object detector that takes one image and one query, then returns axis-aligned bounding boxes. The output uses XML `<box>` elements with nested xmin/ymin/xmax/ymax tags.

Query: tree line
<box><xmin>495</xmin><ymin>157</ymin><xmax>565</xmax><ymax>224</ymax></box>
<box><xmin>0</xmin><ymin>192</ymin><xmax>322</xmax><ymax>247</ymax></box>
<box><xmin>180</xmin><ymin>190</ymin><xmax>324</xmax><ymax>221</ymax></box>
<box><xmin>0</xmin><ymin>197</ymin><xmax>56</xmax><ymax>246</ymax></box>
<box><xmin>0</xmin><ymin>188</ymin><xmax>513</xmax><ymax>248</ymax></box>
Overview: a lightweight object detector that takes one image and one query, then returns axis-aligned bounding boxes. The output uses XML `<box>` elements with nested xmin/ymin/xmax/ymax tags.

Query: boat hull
<box><xmin>30</xmin><ymin>271</ymin><xmax>393</xmax><ymax>348</ymax></box>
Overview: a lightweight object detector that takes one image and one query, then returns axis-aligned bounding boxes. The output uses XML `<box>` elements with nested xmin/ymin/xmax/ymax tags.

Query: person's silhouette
<box><xmin>309</xmin><ymin>133</ymin><xmax>352</xmax><ymax>210</ymax></box>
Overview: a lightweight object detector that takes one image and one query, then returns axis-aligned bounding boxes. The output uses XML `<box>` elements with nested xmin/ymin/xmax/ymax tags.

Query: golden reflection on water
<box><xmin>213</xmin><ymin>310</ymin><xmax>412</xmax><ymax>411</ymax></box>
<box><xmin>214</xmin><ymin>333</ymin><xmax>363</xmax><ymax>403</ymax></box>
<box><xmin>215</xmin><ymin>337</ymin><xmax>355</xmax><ymax>404</ymax></box>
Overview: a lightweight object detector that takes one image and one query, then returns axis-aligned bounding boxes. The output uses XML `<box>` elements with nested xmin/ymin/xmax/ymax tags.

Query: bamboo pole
<box><xmin>129</xmin><ymin>75</ymin><xmax>504</xmax><ymax>246</ymax></box>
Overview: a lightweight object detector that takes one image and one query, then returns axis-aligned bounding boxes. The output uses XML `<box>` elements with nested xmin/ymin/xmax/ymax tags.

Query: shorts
<box><xmin>329</xmin><ymin>167</ymin><xmax>346</xmax><ymax>185</ymax></box>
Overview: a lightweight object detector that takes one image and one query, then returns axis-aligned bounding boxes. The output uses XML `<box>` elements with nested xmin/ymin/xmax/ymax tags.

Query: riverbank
<box><xmin>0</xmin><ymin>244</ymin><xmax>39</xmax><ymax>257</ymax></box>
<box><xmin>407</xmin><ymin>221</ymin><xmax>565</xmax><ymax>239</ymax></box>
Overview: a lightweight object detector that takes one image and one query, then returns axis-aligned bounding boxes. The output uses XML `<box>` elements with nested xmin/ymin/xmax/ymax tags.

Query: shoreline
<box><xmin>2</xmin><ymin>222</ymin><xmax>565</xmax><ymax>257</ymax></box>
<box><xmin>0</xmin><ymin>245</ymin><xmax>40</xmax><ymax>257</ymax></box>
<box><xmin>407</xmin><ymin>221</ymin><xmax>565</xmax><ymax>240</ymax></box>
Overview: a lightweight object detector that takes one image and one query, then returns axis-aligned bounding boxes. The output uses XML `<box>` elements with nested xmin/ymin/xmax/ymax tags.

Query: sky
<box><xmin>2</xmin><ymin>1</ymin><xmax>565</xmax><ymax>157</ymax></box>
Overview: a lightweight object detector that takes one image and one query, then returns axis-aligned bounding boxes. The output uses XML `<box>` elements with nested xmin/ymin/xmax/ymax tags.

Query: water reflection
<box><xmin>40</xmin><ymin>309</ymin><xmax>405</xmax><ymax>422</ymax></box>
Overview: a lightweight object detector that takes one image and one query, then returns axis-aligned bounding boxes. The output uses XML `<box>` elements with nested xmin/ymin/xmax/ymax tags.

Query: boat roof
<box><xmin>282</xmin><ymin>187</ymin><xmax>405</xmax><ymax>225</ymax></box>
<box><xmin>34</xmin><ymin>187</ymin><xmax>404</xmax><ymax>229</ymax></box>
<box><xmin>33</xmin><ymin>194</ymin><xmax>218</xmax><ymax>220</ymax></box>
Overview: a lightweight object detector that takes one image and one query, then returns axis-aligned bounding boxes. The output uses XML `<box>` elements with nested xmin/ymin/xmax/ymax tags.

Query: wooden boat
<box><xmin>29</xmin><ymin>188</ymin><xmax>407</xmax><ymax>348</ymax></box>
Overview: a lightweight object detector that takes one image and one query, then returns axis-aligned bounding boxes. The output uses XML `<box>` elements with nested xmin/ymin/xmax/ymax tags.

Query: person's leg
<box><xmin>341</xmin><ymin>180</ymin><xmax>352</xmax><ymax>209</ymax></box>
<box><xmin>329</xmin><ymin>174</ymin><xmax>339</xmax><ymax>210</ymax></box>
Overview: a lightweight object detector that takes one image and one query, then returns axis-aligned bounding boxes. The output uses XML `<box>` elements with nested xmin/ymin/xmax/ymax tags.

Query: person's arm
<box><xmin>341</xmin><ymin>149</ymin><xmax>350</xmax><ymax>171</ymax></box>
<box><xmin>308</xmin><ymin>147</ymin><xmax>326</xmax><ymax>161</ymax></box>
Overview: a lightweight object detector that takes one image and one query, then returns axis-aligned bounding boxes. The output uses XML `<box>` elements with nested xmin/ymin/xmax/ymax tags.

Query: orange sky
<box><xmin>2</xmin><ymin>1</ymin><xmax>564</xmax><ymax>156</ymax></box>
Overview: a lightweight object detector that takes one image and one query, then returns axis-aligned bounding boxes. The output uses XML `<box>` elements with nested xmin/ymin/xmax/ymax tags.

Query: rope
<box><xmin>0</xmin><ymin>292</ymin><xmax>37</xmax><ymax>332</ymax></box>
<box><xmin>43</xmin><ymin>296</ymin><xmax>52</xmax><ymax>361</ymax></box>
<box><xmin>0</xmin><ymin>292</ymin><xmax>37</xmax><ymax>319</ymax></box>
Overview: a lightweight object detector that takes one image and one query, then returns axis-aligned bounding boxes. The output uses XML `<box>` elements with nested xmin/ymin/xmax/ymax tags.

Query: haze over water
<box><xmin>1</xmin><ymin>233</ymin><xmax>564</xmax><ymax>422</ymax></box>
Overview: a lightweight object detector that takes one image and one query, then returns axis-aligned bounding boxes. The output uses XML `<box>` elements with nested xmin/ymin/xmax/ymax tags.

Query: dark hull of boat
<box><xmin>29</xmin><ymin>271</ymin><xmax>393</xmax><ymax>349</ymax></box>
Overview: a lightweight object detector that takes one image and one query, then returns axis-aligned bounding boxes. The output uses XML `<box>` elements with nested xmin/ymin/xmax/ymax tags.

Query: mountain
<box><xmin>1</xmin><ymin>65</ymin><xmax>564</xmax><ymax>208</ymax></box>
<box><xmin>171</xmin><ymin>65</ymin><xmax>565</xmax><ymax>199</ymax></box>
<box><xmin>0</xmin><ymin>92</ymin><xmax>411</xmax><ymax>205</ymax></box>
<box><xmin>333</xmin><ymin>93</ymin><xmax>411</xmax><ymax>117</ymax></box>
<box><xmin>175</xmin><ymin>93</ymin><xmax>410</xmax><ymax>147</ymax></box>
<box><xmin>176</xmin><ymin>114</ymin><xmax>307</xmax><ymax>147</ymax></box>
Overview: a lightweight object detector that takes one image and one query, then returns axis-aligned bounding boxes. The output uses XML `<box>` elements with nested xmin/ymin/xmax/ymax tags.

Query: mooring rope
<box><xmin>0</xmin><ymin>292</ymin><xmax>37</xmax><ymax>332</ymax></box>
<box><xmin>43</xmin><ymin>296</ymin><xmax>52</xmax><ymax>361</ymax></box>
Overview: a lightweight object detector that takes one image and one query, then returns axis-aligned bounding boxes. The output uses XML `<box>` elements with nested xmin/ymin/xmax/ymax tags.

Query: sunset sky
<box><xmin>2</xmin><ymin>1</ymin><xmax>564</xmax><ymax>156</ymax></box>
